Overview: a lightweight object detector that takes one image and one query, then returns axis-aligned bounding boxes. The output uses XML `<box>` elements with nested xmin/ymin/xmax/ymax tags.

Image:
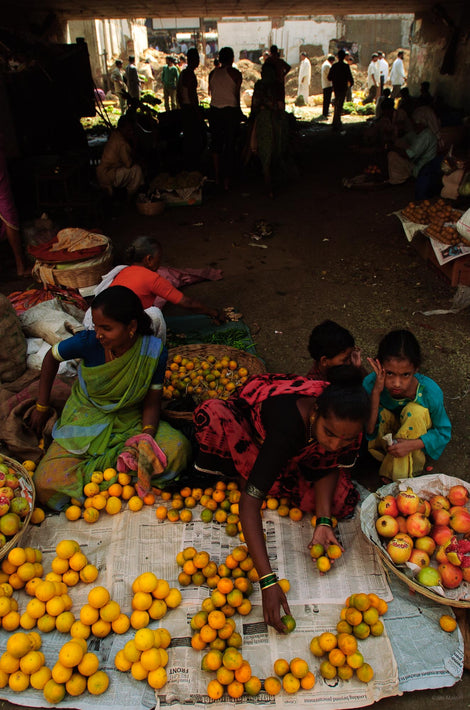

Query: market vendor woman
<box><xmin>194</xmin><ymin>367</ymin><xmax>370</xmax><ymax>633</ymax></box>
<box><xmin>31</xmin><ymin>286</ymin><xmax>191</xmax><ymax>510</ymax></box>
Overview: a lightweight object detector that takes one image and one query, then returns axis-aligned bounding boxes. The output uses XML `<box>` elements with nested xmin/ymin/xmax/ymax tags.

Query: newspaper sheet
<box><xmin>394</xmin><ymin>211</ymin><xmax>428</xmax><ymax>242</ymax></box>
<box><xmin>428</xmin><ymin>236</ymin><xmax>470</xmax><ymax>266</ymax></box>
<box><xmin>0</xmin><ymin>498</ymin><xmax>462</xmax><ymax>710</ymax></box>
<box><xmin>360</xmin><ymin>473</ymin><xmax>470</xmax><ymax>603</ymax></box>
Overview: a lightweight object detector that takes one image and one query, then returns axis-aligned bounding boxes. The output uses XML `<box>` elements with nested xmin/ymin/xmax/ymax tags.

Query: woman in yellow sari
<box><xmin>31</xmin><ymin>286</ymin><xmax>191</xmax><ymax>510</ymax></box>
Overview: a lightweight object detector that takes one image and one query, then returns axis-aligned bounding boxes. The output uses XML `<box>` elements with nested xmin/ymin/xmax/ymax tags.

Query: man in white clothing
<box><xmin>320</xmin><ymin>54</ymin><xmax>335</xmax><ymax>119</ymax></box>
<box><xmin>377</xmin><ymin>51</ymin><xmax>389</xmax><ymax>95</ymax></box>
<box><xmin>363</xmin><ymin>53</ymin><xmax>379</xmax><ymax>104</ymax></box>
<box><xmin>297</xmin><ymin>52</ymin><xmax>311</xmax><ymax>105</ymax></box>
<box><xmin>390</xmin><ymin>51</ymin><xmax>406</xmax><ymax>99</ymax></box>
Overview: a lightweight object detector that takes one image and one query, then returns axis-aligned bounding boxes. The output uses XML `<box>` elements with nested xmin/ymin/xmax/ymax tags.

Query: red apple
<box><xmin>387</xmin><ymin>536</ymin><xmax>412</xmax><ymax>564</ymax></box>
<box><xmin>431</xmin><ymin>524</ymin><xmax>453</xmax><ymax>546</ymax></box>
<box><xmin>448</xmin><ymin>485</ymin><xmax>469</xmax><ymax>507</ymax></box>
<box><xmin>438</xmin><ymin>562</ymin><xmax>463</xmax><ymax>589</ymax></box>
<box><xmin>396</xmin><ymin>487</ymin><xmax>420</xmax><ymax>516</ymax></box>
<box><xmin>430</xmin><ymin>494</ymin><xmax>450</xmax><ymax>512</ymax></box>
<box><xmin>409</xmin><ymin>548</ymin><xmax>430</xmax><ymax>568</ymax></box>
<box><xmin>414</xmin><ymin>536</ymin><xmax>436</xmax><ymax>556</ymax></box>
<box><xmin>406</xmin><ymin>512</ymin><xmax>432</xmax><ymax>538</ymax></box>
<box><xmin>449</xmin><ymin>508</ymin><xmax>470</xmax><ymax>534</ymax></box>
<box><xmin>375</xmin><ymin>515</ymin><xmax>400</xmax><ymax>538</ymax></box>
<box><xmin>377</xmin><ymin>495</ymin><xmax>399</xmax><ymax>518</ymax></box>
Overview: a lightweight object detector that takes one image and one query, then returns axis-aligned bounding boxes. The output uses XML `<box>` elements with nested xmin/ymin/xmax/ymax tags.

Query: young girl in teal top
<box><xmin>363</xmin><ymin>329</ymin><xmax>451</xmax><ymax>482</ymax></box>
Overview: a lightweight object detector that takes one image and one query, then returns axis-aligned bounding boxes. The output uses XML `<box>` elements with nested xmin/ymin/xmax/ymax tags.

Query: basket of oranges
<box><xmin>162</xmin><ymin>344</ymin><xmax>266</xmax><ymax>421</ymax></box>
<box><xmin>0</xmin><ymin>454</ymin><xmax>36</xmax><ymax>560</ymax></box>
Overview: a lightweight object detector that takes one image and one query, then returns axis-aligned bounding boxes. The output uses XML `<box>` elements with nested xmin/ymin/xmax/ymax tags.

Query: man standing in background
<box><xmin>364</xmin><ymin>53</ymin><xmax>379</xmax><ymax>105</ymax></box>
<box><xmin>110</xmin><ymin>59</ymin><xmax>126</xmax><ymax>113</ymax></box>
<box><xmin>390</xmin><ymin>51</ymin><xmax>406</xmax><ymax>99</ymax></box>
<box><xmin>377</xmin><ymin>51</ymin><xmax>389</xmax><ymax>95</ymax></box>
<box><xmin>328</xmin><ymin>50</ymin><xmax>353</xmax><ymax>131</ymax></box>
<box><xmin>320</xmin><ymin>54</ymin><xmax>335</xmax><ymax>119</ymax></box>
<box><xmin>162</xmin><ymin>56</ymin><xmax>179</xmax><ymax>111</ymax></box>
<box><xmin>297</xmin><ymin>51</ymin><xmax>311</xmax><ymax>105</ymax></box>
<box><xmin>125</xmin><ymin>56</ymin><xmax>140</xmax><ymax>102</ymax></box>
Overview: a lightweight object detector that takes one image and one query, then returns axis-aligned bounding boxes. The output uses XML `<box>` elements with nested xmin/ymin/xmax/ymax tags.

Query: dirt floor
<box><xmin>1</xmin><ymin>116</ymin><xmax>470</xmax><ymax>708</ymax></box>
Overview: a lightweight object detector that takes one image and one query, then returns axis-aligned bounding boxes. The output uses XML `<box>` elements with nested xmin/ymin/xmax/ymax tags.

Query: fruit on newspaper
<box><xmin>163</xmin><ymin>353</ymin><xmax>250</xmax><ymax>403</ymax></box>
<box><xmin>375</xmin><ymin>482</ymin><xmax>470</xmax><ymax>590</ymax></box>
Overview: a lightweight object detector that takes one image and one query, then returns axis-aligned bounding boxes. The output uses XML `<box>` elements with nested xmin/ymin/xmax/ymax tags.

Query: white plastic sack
<box><xmin>19</xmin><ymin>299</ymin><xmax>83</xmax><ymax>345</ymax></box>
<box><xmin>456</xmin><ymin>207</ymin><xmax>470</xmax><ymax>240</ymax></box>
<box><xmin>26</xmin><ymin>338</ymin><xmax>78</xmax><ymax>377</ymax></box>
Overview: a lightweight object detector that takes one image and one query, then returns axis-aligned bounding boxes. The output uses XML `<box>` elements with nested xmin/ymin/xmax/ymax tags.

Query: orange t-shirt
<box><xmin>111</xmin><ymin>265</ymin><xmax>183</xmax><ymax>309</ymax></box>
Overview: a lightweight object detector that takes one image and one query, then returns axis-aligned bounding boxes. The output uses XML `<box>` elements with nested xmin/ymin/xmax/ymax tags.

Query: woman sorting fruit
<box><xmin>82</xmin><ymin>236</ymin><xmax>224</xmax><ymax>332</ymax></box>
<box><xmin>363</xmin><ymin>329</ymin><xmax>451</xmax><ymax>483</ymax></box>
<box><xmin>194</xmin><ymin>366</ymin><xmax>370</xmax><ymax>633</ymax></box>
<box><xmin>31</xmin><ymin>286</ymin><xmax>191</xmax><ymax>511</ymax></box>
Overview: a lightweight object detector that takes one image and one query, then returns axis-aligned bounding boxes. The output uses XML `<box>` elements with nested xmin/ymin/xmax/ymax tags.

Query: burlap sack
<box><xmin>0</xmin><ymin>295</ymin><xmax>27</xmax><ymax>383</ymax></box>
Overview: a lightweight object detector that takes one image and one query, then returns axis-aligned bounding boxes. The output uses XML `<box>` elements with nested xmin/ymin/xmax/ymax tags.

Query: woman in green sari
<box><xmin>31</xmin><ymin>286</ymin><xmax>191</xmax><ymax>510</ymax></box>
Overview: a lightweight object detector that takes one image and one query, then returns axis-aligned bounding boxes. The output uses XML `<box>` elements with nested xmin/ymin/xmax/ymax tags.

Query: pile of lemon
<box><xmin>77</xmin><ymin>585</ymin><xmax>130</xmax><ymax>639</ymax></box>
<box><xmin>309</xmin><ymin>592</ymin><xmax>388</xmax><ymax>684</ymax></box>
<box><xmin>266</xmin><ymin>657</ymin><xmax>316</xmax><ymax>695</ymax></box>
<box><xmin>130</xmin><ymin>572</ymin><xmax>182</xmax><ymax>629</ymax></box>
<box><xmin>114</xmin><ymin>626</ymin><xmax>171</xmax><ymax>689</ymax></box>
<box><xmin>163</xmin><ymin>353</ymin><xmax>249</xmax><ymax>403</ymax></box>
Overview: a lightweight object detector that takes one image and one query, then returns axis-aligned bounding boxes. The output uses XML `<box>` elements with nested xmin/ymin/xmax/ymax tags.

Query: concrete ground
<box><xmin>1</xmin><ymin>118</ymin><xmax>469</xmax><ymax>708</ymax></box>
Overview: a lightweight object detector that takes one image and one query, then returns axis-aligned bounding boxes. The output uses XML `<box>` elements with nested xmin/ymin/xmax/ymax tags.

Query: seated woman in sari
<box><xmin>194</xmin><ymin>367</ymin><xmax>370</xmax><ymax>633</ymax></box>
<box><xmin>31</xmin><ymin>286</ymin><xmax>191</xmax><ymax>510</ymax></box>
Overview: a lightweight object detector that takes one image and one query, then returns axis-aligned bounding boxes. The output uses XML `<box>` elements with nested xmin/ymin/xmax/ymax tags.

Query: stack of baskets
<box><xmin>31</xmin><ymin>234</ymin><xmax>113</xmax><ymax>290</ymax></box>
<box><xmin>162</xmin><ymin>344</ymin><xmax>266</xmax><ymax>422</ymax></box>
<box><xmin>0</xmin><ymin>455</ymin><xmax>35</xmax><ymax>561</ymax></box>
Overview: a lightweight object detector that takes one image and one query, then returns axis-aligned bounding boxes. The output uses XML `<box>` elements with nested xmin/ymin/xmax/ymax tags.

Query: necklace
<box><xmin>308</xmin><ymin>412</ymin><xmax>317</xmax><ymax>443</ymax></box>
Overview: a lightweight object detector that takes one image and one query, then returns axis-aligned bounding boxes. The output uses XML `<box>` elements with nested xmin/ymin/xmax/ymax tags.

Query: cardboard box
<box><xmin>411</xmin><ymin>233</ymin><xmax>470</xmax><ymax>286</ymax></box>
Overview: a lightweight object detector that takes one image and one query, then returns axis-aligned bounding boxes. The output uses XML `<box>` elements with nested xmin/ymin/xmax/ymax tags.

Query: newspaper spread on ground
<box><xmin>428</xmin><ymin>236</ymin><xmax>470</xmax><ymax>266</ymax></box>
<box><xmin>394</xmin><ymin>211</ymin><xmax>428</xmax><ymax>242</ymax></box>
<box><xmin>0</xmin><ymin>498</ymin><xmax>463</xmax><ymax>710</ymax></box>
<box><xmin>361</xmin><ymin>473</ymin><xmax>470</xmax><ymax>603</ymax></box>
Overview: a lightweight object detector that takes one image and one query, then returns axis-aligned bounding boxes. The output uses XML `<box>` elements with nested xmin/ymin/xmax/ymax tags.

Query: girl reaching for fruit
<box><xmin>363</xmin><ymin>329</ymin><xmax>451</xmax><ymax>482</ymax></box>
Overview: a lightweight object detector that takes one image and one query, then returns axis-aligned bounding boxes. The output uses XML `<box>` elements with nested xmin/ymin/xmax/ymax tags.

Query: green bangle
<box><xmin>259</xmin><ymin>574</ymin><xmax>277</xmax><ymax>589</ymax></box>
<box><xmin>260</xmin><ymin>581</ymin><xmax>278</xmax><ymax>591</ymax></box>
<box><xmin>317</xmin><ymin>516</ymin><xmax>332</xmax><ymax>527</ymax></box>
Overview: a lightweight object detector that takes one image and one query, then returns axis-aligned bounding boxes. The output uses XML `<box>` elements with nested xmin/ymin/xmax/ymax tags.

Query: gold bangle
<box><xmin>35</xmin><ymin>403</ymin><xmax>49</xmax><ymax>412</ymax></box>
<box><xmin>142</xmin><ymin>425</ymin><xmax>156</xmax><ymax>432</ymax></box>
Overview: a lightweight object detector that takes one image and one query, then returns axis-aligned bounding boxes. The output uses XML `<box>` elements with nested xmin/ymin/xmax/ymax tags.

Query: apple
<box><xmin>0</xmin><ymin>496</ymin><xmax>10</xmax><ymax>517</ymax></box>
<box><xmin>414</xmin><ymin>536</ymin><xmax>436</xmax><ymax>556</ymax></box>
<box><xmin>448</xmin><ymin>485</ymin><xmax>469</xmax><ymax>507</ymax></box>
<box><xmin>396</xmin><ymin>487</ymin><xmax>420</xmax><ymax>516</ymax></box>
<box><xmin>431</xmin><ymin>508</ymin><xmax>451</xmax><ymax>526</ymax></box>
<box><xmin>406</xmin><ymin>513</ymin><xmax>431</xmax><ymax>538</ymax></box>
<box><xmin>438</xmin><ymin>562</ymin><xmax>463</xmax><ymax>589</ymax></box>
<box><xmin>4</xmin><ymin>473</ymin><xmax>19</xmax><ymax>490</ymax></box>
<box><xmin>409</xmin><ymin>548</ymin><xmax>430</xmax><ymax>568</ymax></box>
<box><xmin>449</xmin><ymin>507</ymin><xmax>470</xmax><ymax>534</ymax></box>
<box><xmin>387</xmin><ymin>535</ymin><xmax>412</xmax><ymax>564</ymax></box>
<box><xmin>416</xmin><ymin>566</ymin><xmax>441</xmax><ymax>587</ymax></box>
<box><xmin>429</xmin><ymin>494</ymin><xmax>450</xmax><ymax>512</ymax></box>
<box><xmin>375</xmin><ymin>515</ymin><xmax>400</xmax><ymax>538</ymax></box>
<box><xmin>377</xmin><ymin>495</ymin><xmax>399</xmax><ymax>518</ymax></box>
<box><xmin>431</xmin><ymin>524</ymin><xmax>453</xmax><ymax>546</ymax></box>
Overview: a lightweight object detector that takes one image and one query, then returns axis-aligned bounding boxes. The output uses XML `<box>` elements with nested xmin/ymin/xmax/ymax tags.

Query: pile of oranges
<box><xmin>268</xmin><ymin>656</ymin><xmax>316</xmax><ymax>695</ymax></box>
<box><xmin>47</xmin><ymin>539</ymin><xmax>98</xmax><ymax>588</ymax></box>
<box><xmin>114</xmin><ymin>626</ymin><xmax>171</xmax><ymax>690</ymax></box>
<box><xmin>204</xmin><ymin>647</ymin><xmax>262</xmax><ymax>700</ymax></box>
<box><xmin>77</xmin><ymin>585</ymin><xmax>129</xmax><ymax>639</ymax></box>
<box><xmin>163</xmin><ymin>353</ymin><xmax>249</xmax><ymax>403</ymax></box>
<box><xmin>129</xmin><ymin>572</ymin><xmax>182</xmax><ymax>629</ymax></box>
<box><xmin>310</xmin><ymin>542</ymin><xmax>343</xmax><ymax>573</ymax></box>
<box><xmin>309</xmin><ymin>592</ymin><xmax>388</xmax><ymax>684</ymax></box>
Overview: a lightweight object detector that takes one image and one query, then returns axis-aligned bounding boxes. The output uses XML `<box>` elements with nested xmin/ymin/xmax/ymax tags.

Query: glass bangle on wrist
<box><xmin>317</xmin><ymin>516</ymin><xmax>333</xmax><ymax>527</ymax></box>
<box><xmin>35</xmin><ymin>403</ymin><xmax>49</xmax><ymax>412</ymax></box>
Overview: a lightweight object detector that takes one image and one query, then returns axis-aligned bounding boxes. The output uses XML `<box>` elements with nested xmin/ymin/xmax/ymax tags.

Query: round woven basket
<box><xmin>136</xmin><ymin>201</ymin><xmax>165</xmax><ymax>216</ymax></box>
<box><xmin>163</xmin><ymin>344</ymin><xmax>266</xmax><ymax>421</ymax></box>
<box><xmin>0</xmin><ymin>455</ymin><xmax>36</xmax><ymax>561</ymax></box>
<box><xmin>33</xmin><ymin>244</ymin><xmax>113</xmax><ymax>290</ymax></box>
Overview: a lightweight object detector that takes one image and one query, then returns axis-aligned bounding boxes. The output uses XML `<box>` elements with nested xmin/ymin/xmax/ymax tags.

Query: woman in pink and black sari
<box><xmin>0</xmin><ymin>134</ymin><xmax>28</xmax><ymax>276</ymax></box>
<box><xmin>194</xmin><ymin>367</ymin><xmax>370</xmax><ymax>633</ymax></box>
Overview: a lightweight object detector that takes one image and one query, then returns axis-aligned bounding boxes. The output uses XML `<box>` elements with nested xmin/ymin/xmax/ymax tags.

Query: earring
<box><xmin>130</xmin><ymin>331</ymin><xmax>135</xmax><ymax>338</ymax></box>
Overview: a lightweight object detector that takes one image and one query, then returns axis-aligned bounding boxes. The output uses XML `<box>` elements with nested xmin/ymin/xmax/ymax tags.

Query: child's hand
<box><xmin>351</xmin><ymin>347</ymin><xmax>362</xmax><ymax>368</ymax></box>
<box><xmin>367</xmin><ymin>357</ymin><xmax>386</xmax><ymax>392</ymax></box>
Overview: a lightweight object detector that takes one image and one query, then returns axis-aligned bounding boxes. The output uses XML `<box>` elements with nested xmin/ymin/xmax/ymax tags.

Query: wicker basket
<box><xmin>33</xmin><ymin>243</ymin><xmax>113</xmax><ymax>290</ymax></box>
<box><xmin>163</xmin><ymin>344</ymin><xmax>266</xmax><ymax>422</ymax></box>
<box><xmin>0</xmin><ymin>455</ymin><xmax>36</xmax><ymax>561</ymax></box>
<box><xmin>136</xmin><ymin>201</ymin><xmax>165</xmax><ymax>216</ymax></box>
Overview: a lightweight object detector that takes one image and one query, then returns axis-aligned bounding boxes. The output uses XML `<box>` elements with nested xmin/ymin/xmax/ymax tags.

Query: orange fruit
<box><xmin>201</xmin><ymin>649</ymin><xmax>223</xmax><ymax>672</ymax></box>
<box><xmin>264</xmin><ymin>675</ymin><xmax>282</xmax><ymax>695</ymax></box>
<box><xmin>9</xmin><ymin>670</ymin><xmax>30</xmax><ymax>691</ymax></box>
<box><xmin>79</xmin><ymin>564</ymin><xmax>99</xmax><ymax>584</ymax></box>
<box><xmin>130</xmin><ymin>610</ymin><xmax>150</xmax><ymax>629</ymax></box>
<box><xmin>352</xmin><ymin>593</ymin><xmax>371</xmax><ymax>612</ymax></box>
<box><xmin>227</xmin><ymin>679</ymin><xmax>244</xmax><ymax>698</ymax></box>
<box><xmin>356</xmin><ymin>662</ymin><xmax>374</xmax><ymax>683</ymax></box>
<box><xmin>273</xmin><ymin>657</ymin><xmax>290</xmax><ymax>677</ymax></box>
<box><xmin>30</xmin><ymin>665</ymin><xmax>52</xmax><ymax>690</ymax></box>
<box><xmin>326</xmin><ymin>544</ymin><xmax>342</xmax><ymax>560</ymax></box>
<box><xmin>439</xmin><ymin>614</ymin><xmax>457</xmax><ymax>632</ymax></box>
<box><xmin>338</xmin><ymin>664</ymin><xmax>354</xmax><ymax>680</ymax></box>
<box><xmin>337</xmin><ymin>633</ymin><xmax>357</xmax><ymax>656</ymax></box>
<box><xmin>318</xmin><ymin>632</ymin><xmax>338</xmax><ymax>653</ymax></box>
<box><xmin>112</xmin><ymin>613</ymin><xmax>131</xmax><ymax>635</ymax></box>
<box><xmin>319</xmin><ymin>660</ymin><xmax>337</xmax><ymax>679</ymax></box>
<box><xmin>309</xmin><ymin>636</ymin><xmax>325</xmax><ymax>657</ymax></box>
<box><xmin>207</xmin><ymin>679</ymin><xmax>224</xmax><ymax>700</ymax></box>
<box><xmin>316</xmin><ymin>556</ymin><xmax>331</xmax><ymax>573</ymax></box>
<box><xmin>300</xmin><ymin>670</ymin><xmax>316</xmax><ymax>689</ymax></box>
<box><xmin>65</xmin><ymin>505</ymin><xmax>82</xmax><ymax>521</ymax></box>
<box><xmin>353</xmin><ymin>622</ymin><xmax>371</xmax><ymax>640</ymax></box>
<box><xmin>100</xmin><ymin>600</ymin><xmax>121</xmax><ymax>622</ymax></box>
<box><xmin>80</xmin><ymin>604</ymin><xmax>99</xmax><ymax>626</ymax></box>
<box><xmin>345</xmin><ymin>607</ymin><xmax>363</xmax><ymax>626</ymax></box>
<box><xmin>58</xmin><ymin>641</ymin><xmax>84</xmax><ymax>668</ymax></box>
<box><xmin>282</xmin><ymin>672</ymin><xmax>301</xmax><ymax>694</ymax></box>
<box><xmin>70</xmin><ymin>620</ymin><xmax>91</xmax><ymax>640</ymax></box>
<box><xmin>105</xmin><ymin>496</ymin><xmax>122</xmax><ymax>515</ymax></box>
<box><xmin>329</xmin><ymin>648</ymin><xmax>346</xmax><ymax>667</ymax></box>
<box><xmin>289</xmin><ymin>507</ymin><xmax>303</xmax><ymax>521</ymax></box>
<box><xmin>83</xmin><ymin>508</ymin><xmax>100</xmax><ymax>523</ymax></box>
<box><xmin>91</xmin><ymin>619</ymin><xmax>112</xmax><ymax>638</ymax></box>
<box><xmin>88</xmin><ymin>586</ymin><xmax>110</xmax><ymax>609</ymax></box>
<box><xmin>87</xmin><ymin>670</ymin><xmax>109</xmax><ymax>695</ymax></box>
<box><xmin>346</xmin><ymin>651</ymin><xmax>364</xmax><ymax>669</ymax></box>
<box><xmin>290</xmin><ymin>657</ymin><xmax>309</xmax><ymax>679</ymax></box>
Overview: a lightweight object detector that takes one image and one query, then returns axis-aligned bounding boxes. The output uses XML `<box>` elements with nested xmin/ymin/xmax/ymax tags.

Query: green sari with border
<box><xmin>35</xmin><ymin>335</ymin><xmax>190</xmax><ymax>510</ymax></box>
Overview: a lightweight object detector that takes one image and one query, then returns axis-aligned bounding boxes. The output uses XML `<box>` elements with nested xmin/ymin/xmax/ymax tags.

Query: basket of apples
<box><xmin>360</xmin><ymin>474</ymin><xmax>470</xmax><ymax>608</ymax></box>
<box><xmin>0</xmin><ymin>453</ymin><xmax>35</xmax><ymax>560</ymax></box>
